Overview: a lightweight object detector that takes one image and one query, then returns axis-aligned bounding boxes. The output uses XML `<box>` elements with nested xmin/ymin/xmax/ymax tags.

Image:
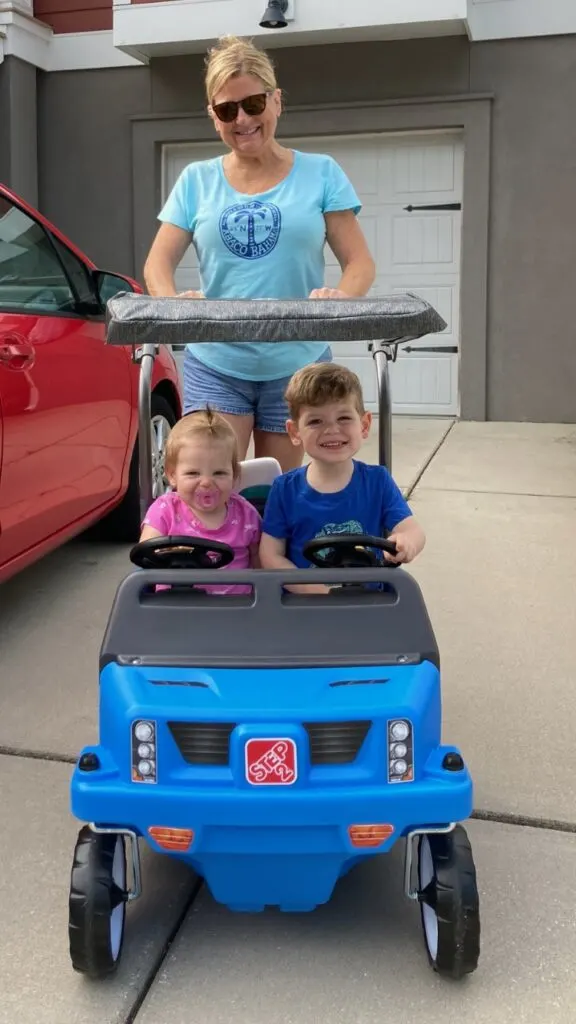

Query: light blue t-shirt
<box><xmin>158</xmin><ymin>151</ymin><xmax>361</xmax><ymax>381</ymax></box>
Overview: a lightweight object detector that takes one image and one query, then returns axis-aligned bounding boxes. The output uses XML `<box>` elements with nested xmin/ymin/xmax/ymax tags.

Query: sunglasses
<box><xmin>212</xmin><ymin>92</ymin><xmax>269</xmax><ymax>124</ymax></box>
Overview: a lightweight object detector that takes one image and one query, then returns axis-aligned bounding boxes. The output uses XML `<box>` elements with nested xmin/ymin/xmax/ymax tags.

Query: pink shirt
<box><xmin>142</xmin><ymin>491</ymin><xmax>261</xmax><ymax>595</ymax></box>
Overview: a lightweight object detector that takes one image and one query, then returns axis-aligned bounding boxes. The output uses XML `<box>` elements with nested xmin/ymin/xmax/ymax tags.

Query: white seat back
<box><xmin>236</xmin><ymin>457</ymin><xmax>281</xmax><ymax>514</ymax></box>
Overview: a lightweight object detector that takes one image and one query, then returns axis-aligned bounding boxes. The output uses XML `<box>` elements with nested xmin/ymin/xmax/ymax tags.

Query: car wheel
<box><xmin>100</xmin><ymin>392</ymin><xmax>177</xmax><ymax>542</ymax></box>
<box><xmin>68</xmin><ymin>826</ymin><xmax>127</xmax><ymax>979</ymax></box>
<box><xmin>417</xmin><ymin>825</ymin><xmax>480</xmax><ymax>979</ymax></box>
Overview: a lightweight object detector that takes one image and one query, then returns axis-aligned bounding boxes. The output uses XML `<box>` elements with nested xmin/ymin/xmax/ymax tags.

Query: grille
<box><xmin>168</xmin><ymin>719</ymin><xmax>372</xmax><ymax>766</ymax></box>
<box><xmin>303</xmin><ymin>720</ymin><xmax>371</xmax><ymax>765</ymax></box>
<box><xmin>168</xmin><ymin>721</ymin><xmax>234</xmax><ymax>765</ymax></box>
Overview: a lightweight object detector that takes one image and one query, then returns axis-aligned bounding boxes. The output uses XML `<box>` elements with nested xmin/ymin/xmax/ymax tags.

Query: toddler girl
<box><xmin>140</xmin><ymin>407</ymin><xmax>261</xmax><ymax>594</ymax></box>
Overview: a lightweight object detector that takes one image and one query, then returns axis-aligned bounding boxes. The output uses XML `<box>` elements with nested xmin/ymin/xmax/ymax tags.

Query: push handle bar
<box><xmin>106</xmin><ymin>293</ymin><xmax>446</xmax><ymax>346</ymax></box>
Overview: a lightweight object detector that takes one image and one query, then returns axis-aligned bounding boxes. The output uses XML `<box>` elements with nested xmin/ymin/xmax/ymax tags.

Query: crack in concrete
<box><xmin>472</xmin><ymin>808</ymin><xmax>576</xmax><ymax>834</ymax></box>
<box><xmin>123</xmin><ymin>875</ymin><xmax>203</xmax><ymax>1024</ymax></box>
<box><xmin>404</xmin><ymin>420</ymin><xmax>456</xmax><ymax>499</ymax></box>
<box><xmin>0</xmin><ymin>745</ymin><xmax>76</xmax><ymax>764</ymax></box>
<box><xmin>407</xmin><ymin>485</ymin><xmax>576</xmax><ymax>500</ymax></box>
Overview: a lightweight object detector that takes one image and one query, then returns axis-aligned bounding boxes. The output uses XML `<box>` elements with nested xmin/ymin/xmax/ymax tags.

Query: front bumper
<box><xmin>71</xmin><ymin>743</ymin><xmax>473</xmax><ymax>911</ymax></box>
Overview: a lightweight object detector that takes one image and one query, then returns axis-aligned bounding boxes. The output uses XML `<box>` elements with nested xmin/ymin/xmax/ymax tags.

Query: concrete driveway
<box><xmin>1</xmin><ymin>418</ymin><xmax>575</xmax><ymax>1024</ymax></box>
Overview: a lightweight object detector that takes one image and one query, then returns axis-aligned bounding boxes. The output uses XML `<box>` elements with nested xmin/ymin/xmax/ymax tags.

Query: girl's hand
<box><xmin>308</xmin><ymin>287</ymin><xmax>349</xmax><ymax>299</ymax></box>
<box><xmin>177</xmin><ymin>290</ymin><xmax>204</xmax><ymax>298</ymax></box>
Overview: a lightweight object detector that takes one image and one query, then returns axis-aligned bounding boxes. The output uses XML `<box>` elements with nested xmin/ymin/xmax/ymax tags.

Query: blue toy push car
<box><xmin>68</xmin><ymin>295</ymin><xmax>480</xmax><ymax>982</ymax></box>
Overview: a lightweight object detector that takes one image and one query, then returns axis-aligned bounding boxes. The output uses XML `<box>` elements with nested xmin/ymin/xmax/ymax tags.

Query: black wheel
<box><xmin>99</xmin><ymin>392</ymin><xmax>177</xmax><ymax>542</ymax></box>
<box><xmin>68</xmin><ymin>826</ymin><xmax>128</xmax><ymax>979</ymax></box>
<box><xmin>417</xmin><ymin>825</ymin><xmax>480</xmax><ymax>979</ymax></box>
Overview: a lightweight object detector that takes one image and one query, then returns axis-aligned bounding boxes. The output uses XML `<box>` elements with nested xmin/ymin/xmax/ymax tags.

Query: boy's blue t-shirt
<box><xmin>262</xmin><ymin>461</ymin><xmax>412</xmax><ymax>567</ymax></box>
<box><xmin>158</xmin><ymin>151</ymin><xmax>361</xmax><ymax>381</ymax></box>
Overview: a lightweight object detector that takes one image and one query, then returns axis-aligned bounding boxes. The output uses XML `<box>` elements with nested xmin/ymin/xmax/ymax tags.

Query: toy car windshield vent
<box><xmin>329</xmin><ymin>678</ymin><xmax>390</xmax><ymax>687</ymax></box>
<box><xmin>150</xmin><ymin>679</ymin><xmax>209</xmax><ymax>688</ymax></box>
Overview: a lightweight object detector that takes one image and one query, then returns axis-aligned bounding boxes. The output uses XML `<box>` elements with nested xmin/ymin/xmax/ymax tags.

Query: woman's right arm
<box><xmin>143</xmin><ymin>223</ymin><xmax>195</xmax><ymax>297</ymax></box>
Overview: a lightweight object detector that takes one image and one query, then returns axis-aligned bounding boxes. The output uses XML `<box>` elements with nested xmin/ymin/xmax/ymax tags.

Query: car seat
<box><xmin>236</xmin><ymin>457</ymin><xmax>281</xmax><ymax>515</ymax></box>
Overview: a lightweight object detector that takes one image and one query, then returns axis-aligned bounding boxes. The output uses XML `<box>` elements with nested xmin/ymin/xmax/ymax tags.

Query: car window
<box><xmin>97</xmin><ymin>272</ymin><xmax>135</xmax><ymax>306</ymax></box>
<box><xmin>50</xmin><ymin>233</ymin><xmax>97</xmax><ymax>308</ymax></box>
<box><xmin>0</xmin><ymin>196</ymin><xmax>76</xmax><ymax>315</ymax></box>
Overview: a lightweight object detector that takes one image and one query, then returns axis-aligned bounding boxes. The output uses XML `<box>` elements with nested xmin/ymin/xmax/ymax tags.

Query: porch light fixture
<box><xmin>260</xmin><ymin>0</ymin><xmax>288</xmax><ymax>29</ymax></box>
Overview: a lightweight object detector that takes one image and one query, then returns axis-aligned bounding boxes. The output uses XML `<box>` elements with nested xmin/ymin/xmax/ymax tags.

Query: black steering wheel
<box><xmin>129</xmin><ymin>536</ymin><xmax>235</xmax><ymax>570</ymax></box>
<box><xmin>302</xmin><ymin>533</ymin><xmax>399</xmax><ymax>570</ymax></box>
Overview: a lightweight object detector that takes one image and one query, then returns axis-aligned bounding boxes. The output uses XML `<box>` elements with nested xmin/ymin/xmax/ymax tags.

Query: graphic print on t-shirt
<box><xmin>219</xmin><ymin>200</ymin><xmax>281</xmax><ymax>260</ymax></box>
<box><xmin>315</xmin><ymin>520</ymin><xmax>364</xmax><ymax>539</ymax></box>
<box><xmin>312</xmin><ymin>520</ymin><xmax>365</xmax><ymax>563</ymax></box>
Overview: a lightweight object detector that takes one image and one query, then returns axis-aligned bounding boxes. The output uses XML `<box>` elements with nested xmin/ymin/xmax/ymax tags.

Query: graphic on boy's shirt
<box><xmin>311</xmin><ymin>520</ymin><xmax>365</xmax><ymax>563</ymax></box>
<box><xmin>219</xmin><ymin>200</ymin><xmax>281</xmax><ymax>260</ymax></box>
<box><xmin>315</xmin><ymin>520</ymin><xmax>365</xmax><ymax>539</ymax></box>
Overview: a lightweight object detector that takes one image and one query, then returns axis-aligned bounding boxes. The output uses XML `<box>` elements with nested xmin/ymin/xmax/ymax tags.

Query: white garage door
<box><xmin>162</xmin><ymin>131</ymin><xmax>463</xmax><ymax>415</ymax></box>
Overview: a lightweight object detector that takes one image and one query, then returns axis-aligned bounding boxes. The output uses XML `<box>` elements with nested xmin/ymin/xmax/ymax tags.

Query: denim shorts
<box><xmin>182</xmin><ymin>348</ymin><xmax>332</xmax><ymax>433</ymax></box>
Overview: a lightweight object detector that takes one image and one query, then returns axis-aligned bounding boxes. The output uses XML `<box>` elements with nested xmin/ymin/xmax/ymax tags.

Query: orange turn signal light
<box><xmin>148</xmin><ymin>826</ymin><xmax>194</xmax><ymax>851</ymax></box>
<box><xmin>348</xmin><ymin>824</ymin><xmax>395</xmax><ymax>848</ymax></box>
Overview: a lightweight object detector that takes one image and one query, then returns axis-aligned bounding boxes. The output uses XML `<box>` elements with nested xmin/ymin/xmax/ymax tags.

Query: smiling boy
<box><xmin>259</xmin><ymin>362</ymin><xmax>426</xmax><ymax>594</ymax></box>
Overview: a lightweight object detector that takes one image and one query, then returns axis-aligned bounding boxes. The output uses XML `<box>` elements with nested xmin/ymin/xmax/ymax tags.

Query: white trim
<box><xmin>0</xmin><ymin>11</ymin><xmax>52</xmax><ymax>70</ymax></box>
<box><xmin>0</xmin><ymin>20</ymin><xmax>147</xmax><ymax>70</ymax></box>
<box><xmin>48</xmin><ymin>30</ymin><xmax>147</xmax><ymax>70</ymax></box>
<box><xmin>113</xmin><ymin>0</ymin><xmax>468</xmax><ymax>57</ymax></box>
<box><xmin>467</xmin><ymin>0</ymin><xmax>576</xmax><ymax>40</ymax></box>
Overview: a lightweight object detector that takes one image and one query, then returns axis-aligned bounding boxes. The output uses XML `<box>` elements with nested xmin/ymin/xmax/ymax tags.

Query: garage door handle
<box><xmin>0</xmin><ymin>339</ymin><xmax>35</xmax><ymax>369</ymax></box>
<box><xmin>404</xmin><ymin>203</ymin><xmax>461</xmax><ymax>212</ymax></box>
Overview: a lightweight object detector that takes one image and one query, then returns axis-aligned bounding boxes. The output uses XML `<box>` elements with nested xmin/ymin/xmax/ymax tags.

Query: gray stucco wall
<box><xmin>37</xmin><ymin>66</ymin><xmax>150</xmax><ymax>273</ymax></box>
<box><xmin>470</xmin><ymin>37</ymin><xmax>576</xmax><ymax>422</ymax></box>
<box><xmin>0</xmin><ymin>56</ymin><xmax>38</xmax><ymax>205</ymax></box>
<box><xmin>34</xmin><ymin>34</ymin><xmax>576</xmax><ymax>422</ymax></box>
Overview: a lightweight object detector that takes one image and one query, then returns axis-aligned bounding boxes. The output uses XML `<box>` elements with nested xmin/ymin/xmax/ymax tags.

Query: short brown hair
<box><xmin>205</xmin><ymin>35</ymin><xmax>277</xmax><ymax>104</ymax></box>
<box><xmin>165</xmin><ymin>407</ymin><xmax>240</xmax><ymax>476</ymax></box>
<box><xmin>285</xmin><ymin>363</ymin><xmax>366</xmax><ymax>421</ymax></box>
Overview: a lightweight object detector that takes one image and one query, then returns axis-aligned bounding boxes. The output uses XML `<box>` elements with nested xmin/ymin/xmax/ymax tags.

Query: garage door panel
<box><xmin>391</xmin><ymin>354</ymin><xmax>456</xmax><ymax>415</ymax></box>
<box><xmin>392</xmin><ymin>214</ymin><xmax>457</xmax><ymax>266</ymax></box>
<box><xmin>392</xmin><ymin>143</ymin><xmax>458</xmax><ymax>196</ymax></box>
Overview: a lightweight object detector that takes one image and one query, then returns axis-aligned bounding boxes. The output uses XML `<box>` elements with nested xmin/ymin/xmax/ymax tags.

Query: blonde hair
<box><xmin>205</xmin><ymin>35</ymin><xmax>278</xmax><ymax>104</ymax></box>
<box><xmin>165</xmin><ymin>407</ymin><xmax>240</xmax><ymax>477</ymax></box>
<box><xmin>285</xmin><ymin>363</ymin><xmax>366</xmax><ymax>421</ymax></box>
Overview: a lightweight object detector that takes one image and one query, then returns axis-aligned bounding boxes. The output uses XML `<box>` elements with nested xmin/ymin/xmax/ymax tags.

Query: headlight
<box><xmin>390</xmin><ymin>721</ymin><xmax>409</xmax><ymax>742</ymax></box>
<box><xmin>132</xmin><ymin>720</ymin><xmax>157</xmax><ymax>783</ymax></box>
<box><xmin>387</xmin><ymin>720</ymin><xmax>413</xmax><ymax>784</ymax></box>
<box><xmin>135</xmin><ymin>721</ymin><xmax>154</xmax><ymax>743</ymax></box>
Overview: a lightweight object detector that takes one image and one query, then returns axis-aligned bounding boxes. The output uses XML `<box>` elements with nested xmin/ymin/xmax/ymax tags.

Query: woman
<box><xmin>144</xmin><ymin>35</ymin><xmax>375</xmax><ymax>471</ymax></box>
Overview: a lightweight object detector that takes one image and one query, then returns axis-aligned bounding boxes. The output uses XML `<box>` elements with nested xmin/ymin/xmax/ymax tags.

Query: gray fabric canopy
<box><xmin>106</xmin><ymin>292</ymin><xmax>447</xmax><ymax>345</ymax></box>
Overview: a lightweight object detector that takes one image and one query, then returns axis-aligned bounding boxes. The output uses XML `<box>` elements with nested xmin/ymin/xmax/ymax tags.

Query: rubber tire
<box><xmin>68</xmin><ymin>826</ymin><xmax>127</xmax><ymax>979</ymax></box>
<box><xmin>100</xmin><ymin>392</ymin><xmax>177</xmax><ymax>543</ymax></box>
<box><xmin>418</xmin><ymin>825</ymin><xmax>480</xmax><ymax>980</ymax></box>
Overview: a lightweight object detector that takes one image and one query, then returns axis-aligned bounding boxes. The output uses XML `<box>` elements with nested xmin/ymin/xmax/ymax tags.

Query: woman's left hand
<box><xmin>308</xmin><ymin>287</ymin><xmax>349</xmax><ymax>299</ymax></box>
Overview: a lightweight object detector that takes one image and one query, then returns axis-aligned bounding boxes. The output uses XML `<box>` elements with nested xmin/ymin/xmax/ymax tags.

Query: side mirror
<box><xmin>93</xmin><ymin>270</ymin><xmax>142</xmax><ymax>308</ymax></box>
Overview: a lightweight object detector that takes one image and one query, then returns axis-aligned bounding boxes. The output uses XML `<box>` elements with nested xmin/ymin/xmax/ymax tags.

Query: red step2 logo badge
<box><xmin>245</xmin><ymin>738</ymin><xmax>297</xmax><ymax>785</ymax></box>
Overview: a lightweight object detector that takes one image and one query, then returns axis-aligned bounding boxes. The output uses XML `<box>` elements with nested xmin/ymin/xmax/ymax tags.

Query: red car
<box><xmin>0</xmin><ymin>183</ymin><xmax>182</xmax><ymax>584</ymax></box>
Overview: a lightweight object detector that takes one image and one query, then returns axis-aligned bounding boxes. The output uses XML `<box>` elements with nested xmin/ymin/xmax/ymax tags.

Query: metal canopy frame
<box><xmin>106</xmin><ymin>296</ymin><xmax>446</xmax><ymax>521</ymax></box>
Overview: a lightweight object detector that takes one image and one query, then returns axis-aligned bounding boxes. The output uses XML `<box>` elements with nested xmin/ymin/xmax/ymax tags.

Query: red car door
<box><xmin>0</xmin><ymin>192</ymin><xmax>132</xmax><ymax>567</ymax></box>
